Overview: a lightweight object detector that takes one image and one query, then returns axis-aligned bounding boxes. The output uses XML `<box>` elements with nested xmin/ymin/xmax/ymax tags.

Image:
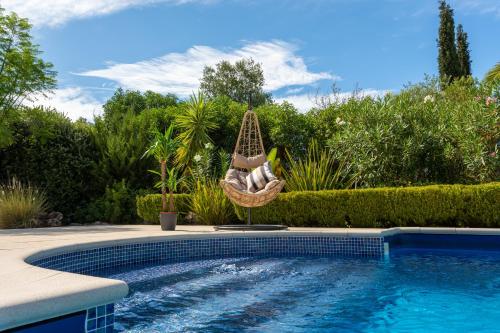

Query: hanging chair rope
<box><xmin>221</xmin><ymin>107</ymin><xmax>285</xmax><ymax>208</ymax></box>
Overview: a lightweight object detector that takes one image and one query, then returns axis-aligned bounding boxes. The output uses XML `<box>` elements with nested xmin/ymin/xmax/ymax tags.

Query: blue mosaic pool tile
<box><xmin>86</xmin><ymin>319</ymin><xmax>96</xmax><ymax>331</ymax></box>
<box><xmin>86</xmin><ymin>303</ymin><xmax>114</xmax><ymax>333</ymax></box>
<box><xmin>29</xmin><ymin>236</ymin><xmax>384</xmax><ymax>276</ymax></box>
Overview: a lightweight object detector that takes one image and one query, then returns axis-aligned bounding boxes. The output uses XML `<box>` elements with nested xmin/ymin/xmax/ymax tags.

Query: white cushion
<box><xmin>246</xmin><ymin>161</ymin><xmax>276</xmax><ymax>193</ymax></box>
<box><xmin>232</xmin><ymin>153</ymin><xmax>267</xmax><ymax>169</ymax></box>
<box><xmin>255</xmin><ymin>179</ymin><xmax>281</xmax><ymax>194</ymax></box>
<box><xmin>224</xmin><ymin>169</ymin><xmax>247</xmax><ymax>191</ymax></box>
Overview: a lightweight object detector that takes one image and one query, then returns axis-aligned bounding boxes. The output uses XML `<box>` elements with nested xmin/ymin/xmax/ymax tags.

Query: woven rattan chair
<box><xmin>220</xmin><ymin>106</ymin><xmax>285</xmax><ymax>224</ymax></box>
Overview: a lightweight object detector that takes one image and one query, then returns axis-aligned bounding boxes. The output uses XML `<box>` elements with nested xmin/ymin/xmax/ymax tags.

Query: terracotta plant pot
<box><xmin>159</xmin><ymin>212</ymin><xmax>177</xmax><ymax>231</ymax></box>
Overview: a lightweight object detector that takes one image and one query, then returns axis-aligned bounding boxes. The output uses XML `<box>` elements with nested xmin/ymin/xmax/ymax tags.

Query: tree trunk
<box><xmin>161</xmin><ymin>160</ymin><xmax>167</xmax><ymax>211</ymax></box>
<box><xmin>169</xmin><ymin>189</ymin><xmax>175</xmax><ymax>212</ymax></box>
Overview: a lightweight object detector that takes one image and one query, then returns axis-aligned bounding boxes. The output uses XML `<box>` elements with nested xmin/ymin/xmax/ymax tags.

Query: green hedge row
<box><xmin>137</xmin><ymin>183</ymin><xmax>499</xmax><ymax>227</ymax></box>
<box><xmin>234</xmin><ymin>183</ymin><xmax>500</xmax><ymax>228</ymax></box>
<box><xmin>136</xmin><ymin>194</ymin><xmax>191</xmax><ymax>223</ymax></box>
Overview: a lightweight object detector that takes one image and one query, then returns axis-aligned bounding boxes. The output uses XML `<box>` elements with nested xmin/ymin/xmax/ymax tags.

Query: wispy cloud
<box><xmin>1</xmin><ymin>0</ymin><xmax>215</xmax><ymax>27</ymax></box>
<box><xmin>26</xmin><ymin>87</ymin><xmax>103</xmax><ymax>121</ymax></box>
<box><xmin>455</xmin><ymin>0</ymin><xmax>500</xmax><ymax>17</ymax></box>
<box><xmin>79</xmin><ymin>40</ymin><xmax>336</xmax><ymax>97</ymax></box>
<box><xmin>275</xmin><ymin>89</ymin><xmax>389</xmax><ymax>112</ymax></box>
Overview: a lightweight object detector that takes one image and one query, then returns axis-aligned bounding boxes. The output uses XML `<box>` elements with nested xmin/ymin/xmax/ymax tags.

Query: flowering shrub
<box><xmin>309</xmin><ymin>77</ymin><xmax>499</xmax><ymax>186</ymax></box>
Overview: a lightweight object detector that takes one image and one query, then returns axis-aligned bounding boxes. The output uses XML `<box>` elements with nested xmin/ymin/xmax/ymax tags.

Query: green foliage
<box><xmin>484</xmin><ymin>62</ymin><xmax>500</xmax><ymax>84</ymax></box>
<box><xmin>266</xmin><ymin>147</ymin><xmax>283</xmax><ymax>178</ymax></box>
<box><xmin>190</xmin><ymin>180</ymin><xmax>235</xmax><ymax>225</ymax></box>
<box><xmin>0</xmin><ymin>7</ymin><xmax>56</xmax><ymax>147</ymax></box>
<box><xmin>144</xmin><ymin>124</ymin><xmax>183</xmax><ymax>211</ymax></box>
<box><xmin>102</xmin><ymin>88</ymin><xmax>177</xmax><ymax>120</ymax></box>
<box><xmin>175</xmin><ymin>92</ymin><xmax>218</xmax><ymax>165</ymax></box>
<box><xmin>190</xmin><ymin>142</ymin><xmax>230</xmax><ymax>182</ymax></box>
<box><xmin>210</xmin><ymin>96</ymin><xmax>248</xmax><ymax>152</ymax></box>
<box><xmin>235</xmin><ymin>183</ymin><xmax>500</xmax><ymax>228</ymax></box>
<box><xmin>143</xmin><ymin>124</ymin><xmax>180</xmax><ymax>165</ymax></box>
<box><xmin>456</xmin><ymin>24</ymin><xmax>472</xmax><ymax>77</ymax></box>
<box><xmin>284</xmin><ymin>140</ymin><xmax>355</xmax><ymax>191</ymax></box>
<box><xmin>0</xmin><ymin>107</ymin><xmax>98</xmax><ymax>222</ymax></box>
<box><xmin>83</xmin><ymin>180</ymin><xmax>138</xmax><ymax>224</ymax></box>
<box><xmin>136</xmin><ymin>193</ymin><xmax>192</xmax><ymax>223</ymax></box>
<box><xmin>311</xmin><ymin>78</ymin><xmax>499</xmax><ymax>187</ymax></box>
<box><xmin>200</xmin><ymin>58</ymin><xmax>271</xmax><ymax>106</ymax></box>
<box><xmin>94</xmin><ymin>98</ymin><xmax>178</xmax><ymax>190</ymax></box>
<box><xmin>0</xmin><ymin>178</ymin><xmax>47</xmax><ymax>228</ymax></box>
<box><xmin>255</xmin><ymin>102</ymin><xmax>314</xmax><ymax>158</ymax></box>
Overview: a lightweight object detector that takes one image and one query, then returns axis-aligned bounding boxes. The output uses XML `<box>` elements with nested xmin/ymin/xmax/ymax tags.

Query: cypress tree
<box><xmin>456</xmin><ymin>24</ymin><xmax>472</xmax><ymax>77</ymax></box>
<box><xmin>437</xmin><ymin>0</ymin><xmax>459</xmax><ymax>85</ymax></box>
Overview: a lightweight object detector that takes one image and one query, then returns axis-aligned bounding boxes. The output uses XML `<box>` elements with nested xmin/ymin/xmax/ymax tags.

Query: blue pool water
<box><xmin>102</xmin><ymin>249</ymin><xmax>500</xmax><ymax>333</ymax></box>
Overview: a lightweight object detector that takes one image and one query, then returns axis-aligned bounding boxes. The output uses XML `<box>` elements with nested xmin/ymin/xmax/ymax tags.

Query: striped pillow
<box><xmin>246</xmin><ymin>161</ymin><xmax>276</xmax><ymax>193</ymax></box>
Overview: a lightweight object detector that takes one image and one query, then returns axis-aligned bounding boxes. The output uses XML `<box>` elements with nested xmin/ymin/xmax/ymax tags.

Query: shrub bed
<box><xmin>136</xmin><ymin>194</ymin><xmax>191</xmax><ymax>223</ymax></box>
<box><xmin>234</xmin><ymin>183</ymin><xmax>500</xmax><ymax>228</ymax></box>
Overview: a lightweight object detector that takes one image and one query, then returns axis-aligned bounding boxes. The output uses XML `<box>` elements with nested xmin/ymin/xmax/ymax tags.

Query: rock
<box><xmin>31</xmin><ymin>211</ymin><xmax>64</xmax><ymax>227</ymax></box>
<box><xmin>91</xmin><ymin>221</ymin><xmax>110</xmax><ymax>225</ymax></box>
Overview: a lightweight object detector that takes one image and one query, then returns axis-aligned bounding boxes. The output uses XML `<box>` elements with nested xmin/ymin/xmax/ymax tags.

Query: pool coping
<box><xmin>1</xmin><ymin>225</ymin><xmax>500</xmax><ymax>331</ymax></box>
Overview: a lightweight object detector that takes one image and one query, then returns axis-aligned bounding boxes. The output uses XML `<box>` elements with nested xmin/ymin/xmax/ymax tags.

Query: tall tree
<box><xmin>437</xmin><ymin>0</ymin><xmax>459</xmax><ymax>85</ymax></box>
<box><xmin>456</xmin><ymin>24</ymin><xmax>472</xmax><ymax>77</ymax></box>
<box><xmin>0</xmin><ymin>7</ymin><xmax>56</xmax><ymax>147</ymax></box>
<box><xmin>200</xmin><ymin>58</ymin><xmax>272</xmax><ymax>106</ymax></box>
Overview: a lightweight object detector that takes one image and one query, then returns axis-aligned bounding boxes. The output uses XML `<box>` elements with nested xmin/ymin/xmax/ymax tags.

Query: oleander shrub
<box><xmin>0</xmin><ymin>178</ymin><xmax>47</xmax><ymax>228</ymax></box>
<box><xmin>308</xmin><ymin>78</ymin><xmax>499</xmax><ymax>186</ymax></box>
<box><xmin>136</xmin><ymin>193</ymin><xmax>191</xmax><ymax>223</ymax></box>
<box><xmin>190</xmin><ymin>179</ymin><xmax>235</xmax><ymax>225</ymax></box>
<box><xmin>235</xmin><ymin>183</ymin><xmax>500</xmax><ymax>228</ymax></box>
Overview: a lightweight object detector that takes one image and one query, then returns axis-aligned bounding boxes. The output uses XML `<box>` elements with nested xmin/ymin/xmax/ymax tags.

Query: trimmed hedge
<box><xmin>234</xmin><ymin>183</ymin><xmax>500</xmax><ymax>228</ymax></box>
<box><xmin>136</xmin><ymin>194</ymin><xmax>191</xmax><ymax>223</ymax></box>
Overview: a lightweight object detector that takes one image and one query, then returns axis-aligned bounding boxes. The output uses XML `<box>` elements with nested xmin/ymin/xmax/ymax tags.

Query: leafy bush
<box><xmin>136</xmin><ymin>193</ymin><xmax>191</xmax><ymax>223</ymax></box>
<box><xmin>235</xmin><ymin>183</ymin><xmax>500</xmax><ymax>228</ymax></box>
<box><xmin>190</xmin><ymin>180</ymin><xmax>235</xmax><ymax>225</ymax></box>
<box><xmin>309</xmin><ymin>78</ymin><xmax>499</xmax><ymax>186</ymax></box>
<box><xmin>82</xmin><ymin>180</ymin><xmax>139</xmax><ymax>224</ymax></box>
<box><xmin>0</xmin><ymin>178</ymin><xmax>47</xmax><ymax>228</ymax></box>
<box><xmin>0</xmin><ymin>108</ymin><xmax>98</xmax><ymax>222</ymax></box>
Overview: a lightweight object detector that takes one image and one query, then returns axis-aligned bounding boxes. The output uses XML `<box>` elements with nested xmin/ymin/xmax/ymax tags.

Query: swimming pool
<box><xmin>101</xmin><ymin>247</ymin><xmax>500</xmax><ymax>333</ymax></box>
<box><xmin>8</xmin><ymin>228</ymin><xmax>500</xmax><ymax>333</ymax></box>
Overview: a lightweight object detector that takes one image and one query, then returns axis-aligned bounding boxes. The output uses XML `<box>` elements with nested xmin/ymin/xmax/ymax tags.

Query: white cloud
<box><xmin>1</xmin><ymin>0</ymin><xmax>213</xmax><ymax>27</ymax></box>
<box><xmin>26</xmin><ymin>87</ymin><xmax>103</xmax><ymax>121</ymax></box>
<box><xmin>275</xmin><ymin>89</ymin><xmax>389</xmax><ymax>112</ymax></box>
<box><xmin>455</xmin><ymin>0</ymin><xmax>500</xmax><ymax>16</ymax></box>
<box><xmin>79</xmin><ymin>40</ymin><xmax>335</xmax><ymax>97</ymax></box>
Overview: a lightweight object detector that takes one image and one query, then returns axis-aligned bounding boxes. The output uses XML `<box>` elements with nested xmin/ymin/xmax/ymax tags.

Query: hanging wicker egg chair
<box><xmin>220</xmin><ymin>107</ymin><xmax>285</xmax><ymax>208</ymax></box>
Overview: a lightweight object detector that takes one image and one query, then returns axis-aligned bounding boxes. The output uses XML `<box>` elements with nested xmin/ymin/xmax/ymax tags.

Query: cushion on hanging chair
<box><xmin>246</xmin><ymin>161</ymin><xmax>277</xmax><ymax>193</ymax></box>
<box><xmin>224</xmin><ymin>168</ymin><xmax>248</xmax><ymax>191</ymax></box>
<box><xmin>255</xmin><ymin>179</ymin><xmax>281</xmax><ymax>194</ymax></box>
<box><xmin>232</xmin><ymin>153</ymin><xmax>267</xmax><ymax>169</ymax></box>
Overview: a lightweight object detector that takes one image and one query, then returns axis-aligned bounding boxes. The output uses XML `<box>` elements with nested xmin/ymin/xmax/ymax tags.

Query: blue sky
<box><xmin>3</xmin><ymin>0</ymin><xmax>500</xmax><ymax>119</ymax></box>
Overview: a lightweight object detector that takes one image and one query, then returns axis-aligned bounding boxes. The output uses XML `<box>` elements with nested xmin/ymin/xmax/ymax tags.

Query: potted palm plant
<box><xmin>143</xmin><ymin>124</ymin><xmax>182</xmax><ymax>231</ymax></box>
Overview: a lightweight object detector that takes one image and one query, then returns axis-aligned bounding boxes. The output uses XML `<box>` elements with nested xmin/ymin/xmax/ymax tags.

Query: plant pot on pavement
<box><xmin>159</xmin><ymin>212</ymin><xmax>177</xmax><ymax>231</ymax></box>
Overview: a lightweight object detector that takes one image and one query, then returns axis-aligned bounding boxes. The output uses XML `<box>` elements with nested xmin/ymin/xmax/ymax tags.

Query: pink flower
<box><xmin>486</xmin><ymin>97</ymin><xmax>497</xmax><ymax>106</ymax></box>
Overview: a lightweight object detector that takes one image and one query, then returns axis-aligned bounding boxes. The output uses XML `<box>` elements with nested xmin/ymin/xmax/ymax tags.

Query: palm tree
<box><xmin>484</xmin><ymin>62</ymin><xmax>500</xmax><ymax>84</ymax></box>
<box><xmin>175</xmin><ymin>92</ymin><xmax>218</xmax><ymax>165</ymax></box>
<box><xmin>143</xmin><ymin>124</ymin><xmax>181</xmax><ymax>212</ymax></box>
